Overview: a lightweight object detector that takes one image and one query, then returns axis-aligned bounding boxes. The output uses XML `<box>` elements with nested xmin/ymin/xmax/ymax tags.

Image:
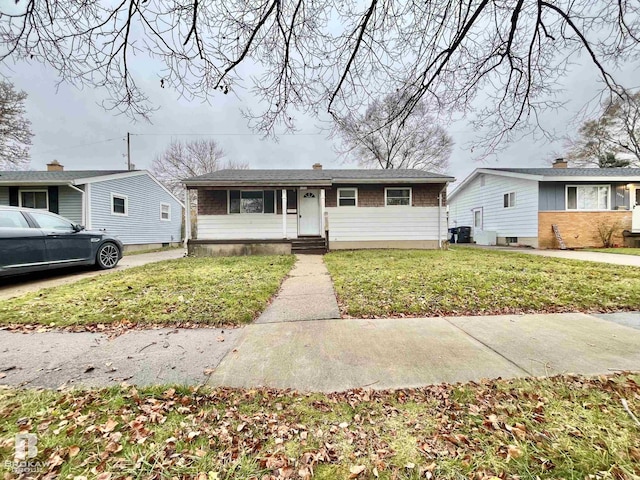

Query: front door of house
<box><xmin>299</xmin><ymin>189</ymin><xmax>321</xmax><ymax>236</ymax></box>
<box><xmin>632</xmin><ymin>185</ymin><xmax>640</xmax><ymax>233</ymax></box>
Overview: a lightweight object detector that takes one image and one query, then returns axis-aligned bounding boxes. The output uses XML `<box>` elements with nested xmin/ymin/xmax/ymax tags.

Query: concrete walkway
<box><xmin>256</xmin><ymin>255</ymin><xmax>340</xmax><ymax>323</ymax></box>
<box><xmin>4</xmin><ymin>312</ymin><xmax>639</xmax><ymax>391</ymax></box>
<box><xmin>473</xmin><ymin>245</ymin><xmax>640</xmax><ymax>267</ymax></box>
<box><xmin>0</xmin><ymin>249</ymin><xmax>185</xmax><ymax>300</ymax></box>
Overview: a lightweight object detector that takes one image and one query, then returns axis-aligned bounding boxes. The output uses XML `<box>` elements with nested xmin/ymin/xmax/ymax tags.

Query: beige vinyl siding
<box><xmin>326</xmin><ymin>206</ymin><xmax>446</xmax><ymax>242</ymax></box>
<box><xmin>198</xmin><ymin>214</ymin><xmax>298</xmax><ymax>240</ymax></box>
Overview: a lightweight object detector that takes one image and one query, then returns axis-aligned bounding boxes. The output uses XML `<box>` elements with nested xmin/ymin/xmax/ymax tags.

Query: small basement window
<box><xmin>160</xmin><ymin>203</ymin><xmax>171</xmax><ymax>221</ymax></box>
<box><xmin>503</xmin><ymin>192</ymin><xmax>516</xmax><ymax>208</ymax></box>
<box><xmin>385</xmin><ymin>187</ymin><xmax>412</xmax><ymax>206</ymax></box>
<box><xmin>20</xmin><ymin>190</ymin><xmax>48</xmax><ymax>210</ymax></box>
<box><xmin>506</xmin><ymin>236</ymin><xmax>518</xmax><ymax>244</ymax></box>
<box><xmin>337</xmin><ymin>188</ymin><xmax>358</xmax><ymax>207</ymax></box>
<box><xmin>111</xmin><ymin>194</ymin><xmax>128</xmax><ymax>216</ymax></box>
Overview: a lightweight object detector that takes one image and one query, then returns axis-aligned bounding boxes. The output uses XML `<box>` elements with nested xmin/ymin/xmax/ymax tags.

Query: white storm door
<box><xmin>472</xmin><ymin>207</ymin><xmax>483</xmax><ymax>236</ymax></box>
<box><xmin>632</xmin><ymin>186</ymin><xmax>640</xmax><ymax>233</ymax></box>
<box><xmin>299</xmin><ymin>189</ymin><xmax>321</xmax><ymax>235</ymax></box>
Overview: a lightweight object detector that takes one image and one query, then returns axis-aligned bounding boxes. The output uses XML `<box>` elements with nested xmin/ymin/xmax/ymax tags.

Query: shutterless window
<box><xmin>566</xmin><ymin>185</ymin><xmax>610</xmax><ymax>210</ymax></box>
<box><xmin>229</xmin><ymin>190</ymin><xmax>275</xmax><ymax>214</ymax></box>
<box><xmin>160</xmin><ymin>203</ymin><xmax>171</xmax><ymax>221</ymax></box>
<box><xmin>503</xmin><ymin>192</ymin><xmax>516</xmax><ymax>208</ymax></box>
<box><xmin>0</xmin><ymin>210</ymin><xmax>30</xmax><ymax>228</ymax></box>
<box><xmin>385</xmin><ymin>188</ymin><xmax>411</xmax><ymax>206</ymax></box>
<box><xmin>337</xmin><ymin>188</ymin><xmax>357</xmax><ymax>207</ymax></box>
<box><xmin>20</xmin><ymin>191</ymin><xmax>48</xmax><ymax>210</ymax></box>
<box><xmin>112</xmin><ymin>195</ymin><xmax>127</xmax><ymax>215</ymax></box>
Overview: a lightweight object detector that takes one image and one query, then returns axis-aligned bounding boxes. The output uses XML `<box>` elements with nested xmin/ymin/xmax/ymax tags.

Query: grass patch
<box><xmin>582</xmin><ymin>247</ymin><xmax>640</xmax><ymax>256</ymax></box>
<box><xmin>324</xmin><ymin>248</ymin><xmax>640</xmax><ymax>317</ymax></box>
<box><xmin>0</xmin><ymin>255</ymin><xmax>295</xmax><ymax>327</ymax></box>
<box><xmin>1</xmin><ymin>374</ymin><xmax>639</xmax><ymax>478</ymax></box>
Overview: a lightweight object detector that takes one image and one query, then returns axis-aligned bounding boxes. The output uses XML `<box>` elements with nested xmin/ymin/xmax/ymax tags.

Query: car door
<box><xmin>0</xmin><ymin>209</ymin><xmax>47</xmax><ymax>274</ymax></box>
<box><xmin>26</xmin><ymin>211</ymin><xmax>93</xmax><ymax>265</ymax></box>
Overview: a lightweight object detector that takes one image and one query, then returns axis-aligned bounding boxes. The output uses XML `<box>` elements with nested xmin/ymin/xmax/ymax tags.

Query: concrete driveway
<box><xmin>2</xmin><ymin>312</ymin><xmax>639</xmax><ymax>391</ymax></box>
<box><xmin>471</xmin><ymin>245</ymin><xmax>640</xmax><ymax>267</ymax></box>
<box><xmin>0</xmin><ymin>248</ymin><xmax>185</xmax><ymax>300</ymax></box>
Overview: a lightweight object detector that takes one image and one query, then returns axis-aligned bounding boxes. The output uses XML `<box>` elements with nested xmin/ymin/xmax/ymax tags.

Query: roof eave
<box><xmin>183</xmin><ymin>180</ymin><xmax>333</xmax><ymax>188</ymax></box>
<box><xmin>0</xmin><ymin>180</ymin><xmax>73</xmax><ymax>186</ymax></box>
<box><xmin>541</xmin><ymin>175</ymin><xmax>640</xmax><ymax>182</ymax></box>
<box><xmin>331</xmin><ymin>177</ymin><xmax>454</xmax><ymax>184</ymax></box>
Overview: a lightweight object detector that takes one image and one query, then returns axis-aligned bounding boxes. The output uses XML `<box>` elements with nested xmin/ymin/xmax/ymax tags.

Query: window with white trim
<box><xmin>111</xmin><ymin>194</ymin><xmax>128</xmax><ymax>216</ymax></box>
<box><xmin>566</xmin><ymin>185</ymin><xmax>610</xmax><ymax>211</ymax></box>
<box><xmin>385</xmin><ymin>187</ymin><xmax>412</xmax><ymax>206</ymax></box>
<box><xmin>337</xmin><ymin>188</ymin><xmax>357</xmax><ymax>207</ymax></box>
<box><xmin>160</xmin><ymin>202</ymin><xmax>171</xmax><ymax>221</ymax></box>
<box><xmin>503</xmin><ymin>192</ymin><xmax>516</xmax><ymax>208</ymax></box>
<box><xmin>229</xmin><ymin>190</ymin><xmax>276</xmax><ymax>214</ymax></box>
<box><xmin>20</xmin><ymin>190</ymin><xmax>48</xmax><ymax>210</ymax></box>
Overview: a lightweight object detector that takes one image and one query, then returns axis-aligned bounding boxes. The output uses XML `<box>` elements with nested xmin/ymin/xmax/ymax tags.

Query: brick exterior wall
<box><xmin>326</xmin><ymin>183</ymin><xmax>445</xmax><ymax>207</ymax></box>
<box><xmin>538</xmin><ymin>211</ymin><xmax>632</xmax><ymax>249</ymax></box>
<box><xmin>197</xmin><ymin>189</ymin><xmax>227</xmax><ymax>215</ymax></box>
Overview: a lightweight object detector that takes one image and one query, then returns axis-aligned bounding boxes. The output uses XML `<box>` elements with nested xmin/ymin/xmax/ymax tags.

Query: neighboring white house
<box><xmin>448</xmin><ymin>160</ymin><xmax>640</xmax><ymax>249</ymax></box>
<box><xmin>0</xmin><ymin>161</ymin><xmax>185</xmax><ymax>251</ymax></box>
<box><xmin>182</xmin><ymin>164</ymin><xmax>455</xmax><ymax>255</ymax></box>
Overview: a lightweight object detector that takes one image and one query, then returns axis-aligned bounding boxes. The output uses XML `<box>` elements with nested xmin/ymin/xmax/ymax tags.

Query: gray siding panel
<box><xmin>539</xmin><ymin>181</ymin><xmax>630</xmax><ymax>211</ymax></box>
<box><xmin>89</xmin><ymin>173</ymin><xmax>183</xmax><ymax>245</ymax></box>
<box><xmin>0</xmin><ymin>187</ymin><xmax>8</xmax><ymax>206</ymax></box>
<box><xmin>58</xmin><ymin>186</ymin><xmax>83</xmax><ymax>223</ymax></box>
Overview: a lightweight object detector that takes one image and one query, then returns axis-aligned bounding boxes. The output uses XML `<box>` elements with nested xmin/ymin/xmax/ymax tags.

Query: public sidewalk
<box><xmin>3</xmin><ymin>311</ymin><xmax>639</xmax><ymax>391</ymax></box>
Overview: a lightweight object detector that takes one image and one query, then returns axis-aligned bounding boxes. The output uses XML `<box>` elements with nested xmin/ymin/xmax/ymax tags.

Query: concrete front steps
<box><xmin>291</xmin><ymin>237</ymin><xmax>327</xmax><ymax>254</ymax></box>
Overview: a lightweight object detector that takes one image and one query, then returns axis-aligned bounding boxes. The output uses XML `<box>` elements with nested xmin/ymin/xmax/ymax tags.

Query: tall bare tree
<box><xmin>0</xmin><ymin>79</ymin><xmax>32</xmax><ymax>169</ymax></box>
<box><xmin>151</xmin><ymin>138</ymin><xmax>247</xmax><ymax>198</ymax></box>
<box><xmin>336</xmin><ymin>93</ymin><xmax>452</xmax><ymax>172</ymax></box>
<box><xmin>2</xmin><ymin>2</ymin><xmax>640</xmax><ymax>155</ymax></box>
<box><xmin>566</xmin><ymin>91</ymin><xmax>640</xmax><ymax>167</ymax></box>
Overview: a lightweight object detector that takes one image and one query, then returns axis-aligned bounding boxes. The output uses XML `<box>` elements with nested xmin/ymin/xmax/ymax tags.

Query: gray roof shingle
<box><xmin>484</xmin><ymin>167</ymin><xmax>640</xmax><ymax>177</ymax></box>
<box><xmin>183</xmin><ymin>169</ymin><xmax>454</xmax><ymax>183</ymax></box>
<box><xmin>0</xmin><ymin>170</ymin><xmax>131</xmax><ymax>183</ymax></box>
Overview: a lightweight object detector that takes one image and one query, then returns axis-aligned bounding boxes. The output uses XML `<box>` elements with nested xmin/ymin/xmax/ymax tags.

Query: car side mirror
<box><xmin>73</xmin><ymin>224</ymin><xmax>85</xmax><ymax>232</ymax></box>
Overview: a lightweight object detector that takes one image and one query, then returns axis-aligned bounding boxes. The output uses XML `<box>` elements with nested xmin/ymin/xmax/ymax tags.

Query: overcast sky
<box><xmin>3</xmin><ymin>49</ymin><xmax>635</xmax><ymax>187</ymax></box>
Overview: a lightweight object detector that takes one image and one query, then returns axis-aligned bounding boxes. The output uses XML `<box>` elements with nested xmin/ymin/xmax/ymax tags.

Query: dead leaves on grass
<box><xmin>1</xmin><ymin>374</ymin><xmax>639</xmax><ymax>479</ymax></box>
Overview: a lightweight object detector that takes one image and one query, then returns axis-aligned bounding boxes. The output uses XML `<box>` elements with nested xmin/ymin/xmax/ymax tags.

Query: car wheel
<box><xmin>96</xmin><ymin>242</ymin><xmax>120</xmax><ymax>269</ymax></box>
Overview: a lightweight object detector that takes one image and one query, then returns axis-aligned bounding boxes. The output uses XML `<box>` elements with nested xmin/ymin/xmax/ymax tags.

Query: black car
<box><xmin>0</xmin><ymin>206</ymin><xmax>123</xmax><ymax>277</ymax></box>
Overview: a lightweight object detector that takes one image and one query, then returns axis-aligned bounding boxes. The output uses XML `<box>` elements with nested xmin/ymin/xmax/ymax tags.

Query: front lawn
<box><xmin>0</xmin><ymin>256</ymin><xmax>295</xmax><ymax>328</ymax></box>
<box><xmin>324</xmin><ymin>248</ymin><xmax>640</xmax><ymax>317</ymax></box>
<box><xmin>583</xmin><ymin>247</ymin><xmax>640</xmax><ymax>256</ymax></box>
<box><xmin>1</xmin><ymin>374</ymin><xmax>639</xmax><ymax>478</ymax></box>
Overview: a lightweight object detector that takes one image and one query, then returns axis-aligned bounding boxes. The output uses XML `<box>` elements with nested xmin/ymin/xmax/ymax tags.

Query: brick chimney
<box><xmin>47</xmin><ymin>160</ymin><xmax>64</xmax><ymax>172</ymax></box>
<box><xmin>312</xmin><ymin>163</ymin><xmax>323</xmax><ymax>170</ymax></box>
<box><xmin>552</xmin><ymin>158</ymin><xmax>567</xmax><ymax>169</ymax></box>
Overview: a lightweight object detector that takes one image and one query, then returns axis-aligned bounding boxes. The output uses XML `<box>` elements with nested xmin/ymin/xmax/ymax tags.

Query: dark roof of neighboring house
<box><xmin>183</xmin><ymin>169</ymin><xmax>454</xmax><ymax>186</ymax></box>
<box><xmin>483</xmin><ymin>167</ymin><xmax>640</xmax><ymax>176</ymax></box>
<box><xmin>0</xmin><ymin>170</ymin><xmax>131</xmax><ymax>183</ymax></box>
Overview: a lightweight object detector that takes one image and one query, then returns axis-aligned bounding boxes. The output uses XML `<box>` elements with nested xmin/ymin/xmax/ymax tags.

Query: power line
<box><xmin>130</xmin><ymin>132</ymin><xmax>324</xmax><ymax>136</ymax></box>
<box><xmin>36</xmin><ymin>137</ymin><xmax>124</xmax><ymax>156</ymax></box>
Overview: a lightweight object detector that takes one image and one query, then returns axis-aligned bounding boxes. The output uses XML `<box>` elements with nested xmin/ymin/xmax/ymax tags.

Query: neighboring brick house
<box><xmin>448</xmin><ymin>160</ymin><xmax>640</xmax><ymax>249</ymax></box>
<box><xmin>183</xmin><ymin>164</ymin><xmax>454</xmax><ymax>255</ymax></box>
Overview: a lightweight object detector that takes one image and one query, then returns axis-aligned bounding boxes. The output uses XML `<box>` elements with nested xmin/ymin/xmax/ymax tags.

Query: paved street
<box><xmin>0</xmin><ymin>248</ymin><xmax>185</xmax><ymax>300</ymax></box>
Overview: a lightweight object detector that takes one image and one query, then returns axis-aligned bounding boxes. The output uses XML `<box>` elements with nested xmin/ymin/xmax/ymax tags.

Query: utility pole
<box><xmin>127</xmin><ymin>132</ymin><xmax>131</xmax><ymax>170</ymax></box>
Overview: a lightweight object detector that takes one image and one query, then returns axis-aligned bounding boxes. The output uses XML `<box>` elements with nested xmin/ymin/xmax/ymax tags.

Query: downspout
<box><xmin>438</xmin><ymin>183</ymin><xmax>448</xmax><ymax>250</ymax></box>
<box><xmin>67</xmin><ymin>184</ymin><xmax>86</xmax><ymax>227</ymax></box>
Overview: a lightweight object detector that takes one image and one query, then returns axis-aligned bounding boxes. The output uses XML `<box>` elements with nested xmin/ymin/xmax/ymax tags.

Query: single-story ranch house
<box><xmin>182</xmin><ymin>164</ymin><xmax>454</xmax><ymax>255</ymax></box>
<box><xmin>0</xmin><ymin>161</ymin><xmax>184</xmax><ymax>251</ymax></box>
<box><xmin>448</xmin><ymin>159</ymin><xmax>640</xmax><ymax>249</ymax></box>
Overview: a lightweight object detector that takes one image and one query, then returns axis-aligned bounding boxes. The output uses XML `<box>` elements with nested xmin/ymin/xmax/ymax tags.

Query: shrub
<box><xmin>595</xmin><ymin>220</ymin><xmax>623</xmax><ymax>248</ymax></box>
